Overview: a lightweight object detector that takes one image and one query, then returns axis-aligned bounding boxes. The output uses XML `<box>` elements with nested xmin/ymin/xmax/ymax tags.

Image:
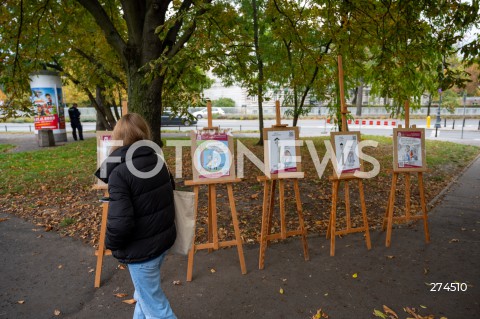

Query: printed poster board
<box><xmin>190</xmin><ymin>129</ymin><xmax>236</xmax><ymax>182</ymax></box>
<box><xmin>263</xmin><ymin>126</ymin><xmax>303</xmax><ymax>179</ymax></box>
<box><xmin>393</xmin><ymin>128</ymin><xmax>426</xmax><ymax>172</ymax></box>
<box><xmin>31</xmin><ymin>87</ymin><xmax>66</xmax><ymax>130</ymax></box>
<box><xmin>95</xmin><ymin>131</ymin><xmax>113</xmax><ymax>188</ymax></box>
<box><xmin>330</xmin><ymin>131</ymin><xmax>363</xmax><ymax>178</ymax></box>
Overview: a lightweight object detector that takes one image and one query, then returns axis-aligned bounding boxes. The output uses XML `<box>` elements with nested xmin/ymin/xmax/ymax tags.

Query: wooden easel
<box><xmin>93</xmin><ymin>185</ymin><xmax>111</xmax><ymax>288</ymax></box>
<box><xmin>185</xmin><ymin>100</ymin><xmax>246</xmax><ymax>281</ymax></box>
<box><xmin>258</xmin><ymin>100</ymin><xmax>309</xmax><ymax>270</ymax></box>
<box><xmin>93</xmin><ymin>131</ymin><xmax>114</xmax><ymax>288</ymax></box>
<box><xmin>383</xmin><ymin>100</ymin><xmax>430</xmax><ymax>247</ymax></box>
<box><xmin>327</xmin><ymin>55</ymin><xmax>371</xmax><ymax>256</ymax></box>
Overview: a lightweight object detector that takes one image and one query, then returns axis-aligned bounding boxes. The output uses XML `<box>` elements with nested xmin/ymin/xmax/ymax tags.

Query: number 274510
<box><xmin>430</xmin><ymin>283</ymin><xmax>468</xmax><ymax>292</ymax></box>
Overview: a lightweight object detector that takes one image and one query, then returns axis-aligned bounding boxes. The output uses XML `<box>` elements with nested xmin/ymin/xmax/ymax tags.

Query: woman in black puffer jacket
<box><xmin>95</xmin><ymin>113</ymin><xmax>177</xmax><ymax>319</ymax></box>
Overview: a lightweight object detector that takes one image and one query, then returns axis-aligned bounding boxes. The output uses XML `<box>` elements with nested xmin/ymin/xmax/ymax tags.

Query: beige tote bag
<box><xmin>170</xmin><ymin>189</ymin><xmax>195</xmax><ymax>255</ymax></box>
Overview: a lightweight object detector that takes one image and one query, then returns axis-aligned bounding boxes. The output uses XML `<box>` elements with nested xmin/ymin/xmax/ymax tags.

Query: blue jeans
<box><xmin>128</xmin><ymin>252</ymin><xmax>177</xmax><ymax>319</ymax></box>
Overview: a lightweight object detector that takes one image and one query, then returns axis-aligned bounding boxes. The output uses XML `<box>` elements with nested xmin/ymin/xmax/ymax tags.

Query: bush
<box><xmin>212</xmin><ymin>97</ymin><xmax>235</xmax><ymax>108</ymax></box>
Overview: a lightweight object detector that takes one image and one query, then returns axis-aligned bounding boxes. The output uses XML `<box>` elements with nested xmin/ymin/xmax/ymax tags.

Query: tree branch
<box><xmin>120</xmin><ymin>0</ymin><xmax>146</xmax><ymax>48</ymax></box>
<box><xmin>12</xmin><ymin>0</ymin><xmax>24</xmax><ymax>79</ymax></box>
<box><xmin>76</xmin><ymin>0</ymin><xmax>127</xmax><ymax>66</ymax></box>
<box><xmin>73</xmin><ymin>47</ymin><xmax>126</xmax><ymax>89</ymax></box>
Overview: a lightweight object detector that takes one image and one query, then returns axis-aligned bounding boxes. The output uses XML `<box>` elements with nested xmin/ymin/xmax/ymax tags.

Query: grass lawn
<box><xmin>0</xmin><ymin>136</ymin><xmax>478</xmax><ymax>247</ymax></box>
<box><xmin>0</xmin><ymin>144</ymin><xmax>15</xmax><ymax>153</ymax></box>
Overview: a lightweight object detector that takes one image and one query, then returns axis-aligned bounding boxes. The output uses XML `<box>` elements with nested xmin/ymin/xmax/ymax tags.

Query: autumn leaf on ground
<box><xmin>53</xmin><ymin>309</ymin><xmax>61</xmax><ymax>316</ymax></box>
<box><xmin>403</xmin><ymin>307</ymin><xmax>421</xmax><ymax>319</ymax></box>
<box><xmin>373</xmin><ymin>309</ymin><xmax>387</xmax><ymax>318</ymax></box>
<box><xmin>17</xmin><ymin>300</ymin><xmax>25</xmax><ymax>304</ymax></box>
<box><xmin>122</xmin><ymin>299</ymin><xmax>136</xmax><ymax>305</ymax></box>
<box><xmin>386</xmin><ymin>255</ymin><xmax>395</xmax><ymax>259</ymax></box>
<box><xmin>311</xmin><ymin>308</ymin><xmax>329</xmax><ymax>318</ymax></box>
<box><xmin>352</xmin><ymin>273</ymin><xmax>358</xmax><ymax>278</ymax></box>
<box><xmin>210</xmin><ymin>268</ymin><xmax>216</xmax><ymax>273</ymax></box>
<box><xmin>449</xmin><ymin>238</ymin><xmax>459</xmax><ymax>243</ymax></box>
<box><xmin>118</xmin><ymin>264</ymin><xmax>126</xmax><ymax>270</ymax></box>
<box><xmin>279</xmin><ymin>288</ymin><xmax>284</xmax><ymax>294</ymax></box>
<box><xmin>114</xmin><ymin>293</ymin><xmax>128</xmax><ymax>298</ymax></box>
<box><xmin>0</xmin><ymin>218</ymin><xmax>9</xmax><ymax>222</ymax></box>
<box><xmin>172</xmin><ymin>280</ymin><xmax>181</xmax><ymax>285</ymax></box>
<box><xmin>382</xmin><ymin>305</ymin><xmax>398</xmax><ymax>318</ymax></box>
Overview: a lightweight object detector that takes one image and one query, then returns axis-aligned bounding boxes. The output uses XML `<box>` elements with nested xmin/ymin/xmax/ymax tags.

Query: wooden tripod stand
<box><xmin>383</xmin><ymin>170</ymin><xmax>430</xmax><ymax>247</ymax></box>
<box><xmin>383</xmin><ymin>102</ymin><xmax>430</xmax><ymax>247</ymax></box>
<box><xmin>326</xmin><ymin>176</ymin><xmax>371</xmax><ymax>256</ymax></box>
<box><xmin>93</xmin><ymin>187</ymin><xmax>112</xmax><ymax>288</ymax></box>
<box><xmin>185</xmin><ymin>99</ymin><xmax>246</xmax><ymax>281</ymax></box>
<box><xmin>185</xmin><ymin>179</ymin><xmax>247</xmax><ymax>281</ymax></box>
<box><xmin>258</xmin><ymin>100</ymin><xmax>309</xmax><ymax>269</ymax></box>
<box><xmin>257</xmin><ymin>175</ymin><xmax>309</xmax><ymax>269</ymax></box>
<box><xmin>326</xmin><ymin>56</ymin><xmax>371</xmax><ymax>256</ymax></box>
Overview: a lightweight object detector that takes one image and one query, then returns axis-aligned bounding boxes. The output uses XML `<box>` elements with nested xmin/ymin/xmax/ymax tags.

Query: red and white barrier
<box><xmin>326</xmin><ymin>118</ymin><xmax>398</xmax><ymax>126</ymax></box>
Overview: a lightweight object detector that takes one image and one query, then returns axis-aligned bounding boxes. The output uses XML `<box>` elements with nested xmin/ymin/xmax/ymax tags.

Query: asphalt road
<box><xmin>2</xmin><ymin>119</ymin><xmax>480</xmax><ymax>146</ymax></box>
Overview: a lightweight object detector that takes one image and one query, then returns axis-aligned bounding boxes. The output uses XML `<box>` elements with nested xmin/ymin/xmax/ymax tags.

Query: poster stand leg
<box><xmin>326</xmin><ymin>177</ymin><xmax>371</xmax><ymax>256</ymax></box>
<box><xmin>94</xmin><ymin>191</ymin><xmax>112</xmax><ymax>288</ymax></box>
<box><xmin>185</xmin><ymin>179</ymin><xmax>246</xmax><ymax>282</ymax></box>
<box><xmin>383</xmin><ymin>172</ymin><xmax>430</xmax><ymax>247</ymax></box>
<box><xmin>258</xmin><ymin>176</ymin><xmax>309</xmax><ymax>270</ymax></box>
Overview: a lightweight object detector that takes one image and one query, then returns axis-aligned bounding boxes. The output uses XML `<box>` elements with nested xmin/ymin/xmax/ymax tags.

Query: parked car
<box><xmin>192</xmin><ymin>107</ymin><xmax>225</xmax><ymax>119</ymax></box>
<box><xmin>161</xmin><ymin>111</ymin><xmax>197</xmax><ymax>126</ymax></box>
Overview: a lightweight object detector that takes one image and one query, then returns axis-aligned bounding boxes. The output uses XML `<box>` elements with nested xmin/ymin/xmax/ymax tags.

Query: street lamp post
<box><xmin>434</xmin><ymin>88</ymin><xmax>442</xmax><ymax>129</ymax></box>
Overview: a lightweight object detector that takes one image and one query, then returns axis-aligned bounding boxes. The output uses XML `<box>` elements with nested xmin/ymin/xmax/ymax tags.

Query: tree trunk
<box><xmin>252</xmin><ymin>0</ymin><xmax>264</xmax><ymax>146</ymax></box>
<box><xmin>356</xmin><ymin>81</ymin><xmax>364</xmax><ymax>116</ymax></box>
<box><xmin>292</xmin><ymin>86</ymin><xmax>299</xmax><ymax>126</ymax></box>
<box><xmin>95</xmin><ymin>85</ymin><xmax>117</xmax><ymax>130</ymax></box>
<box><xmin>352</xmin><ymin>87</ymin><xmax>358</xmax><ymax>105</ymax></box>
<box><xmin>127</xmin><ymin>68</ymin><xmax>164</xmax><ymax>146</ymax></box>
<box><xmin>427</xmin><ymin>94</ymin><xmax>432</xmax><ymax>116</ymax></box>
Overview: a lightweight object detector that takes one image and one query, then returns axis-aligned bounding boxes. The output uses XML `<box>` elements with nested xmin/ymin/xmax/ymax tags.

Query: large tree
<box><xmin>0</xmin><ymin>0</ymin><xmax>125</xmax><ymax>128</ymax></box>
<box><xmin>1</xmin><ymin>0</ymin><xmax>214</xmax><ymax>143</ymax></box>
<box><xmin>75</xmin><ymin>0</ymin><xmax>215</xmax><ymax>142</ymax></box>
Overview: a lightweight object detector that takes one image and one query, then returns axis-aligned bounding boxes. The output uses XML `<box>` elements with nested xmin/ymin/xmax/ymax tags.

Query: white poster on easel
<box><xmin>267</xmin><ymin>130</ymin><xmax>298</xmax><ymax>174</ymax></box>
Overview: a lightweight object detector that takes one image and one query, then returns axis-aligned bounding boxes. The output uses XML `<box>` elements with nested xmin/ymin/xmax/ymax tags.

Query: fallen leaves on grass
<box><xmin>1</xmin><ymin>138</ymin><xmax>478</xmax><ymax>248</ymax></box>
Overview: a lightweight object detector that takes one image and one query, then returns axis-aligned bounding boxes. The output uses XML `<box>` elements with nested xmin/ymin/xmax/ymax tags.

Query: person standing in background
<box><xmin>68</xmin><ymin>103</ymin><xmax>83</xmax><ymax>140</ymax></box>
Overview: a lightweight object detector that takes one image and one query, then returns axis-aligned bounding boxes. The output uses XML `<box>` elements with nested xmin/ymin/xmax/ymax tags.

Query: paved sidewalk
<box><xmin>1</xmin><ymin>153</ymin><xmax>479</xmax><ymax>318</ymax></box>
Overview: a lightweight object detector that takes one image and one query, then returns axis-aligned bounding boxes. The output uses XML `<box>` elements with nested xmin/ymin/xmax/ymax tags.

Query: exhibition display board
<box><xmin>185</xmin><ymin>100</ymin><xmax>246</xmax><ymax>281</ymax></box>
<box><xmin>383</xmin><ymin>101</ymin><xmax>430</xmax><ymax>247</ymax></box>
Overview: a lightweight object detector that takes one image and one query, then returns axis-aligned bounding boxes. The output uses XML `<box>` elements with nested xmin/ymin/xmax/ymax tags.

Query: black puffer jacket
<box><xmin>94</xmin><ymin>144</ymin><xmax>176</xmax><ymax>264</ymax></box>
